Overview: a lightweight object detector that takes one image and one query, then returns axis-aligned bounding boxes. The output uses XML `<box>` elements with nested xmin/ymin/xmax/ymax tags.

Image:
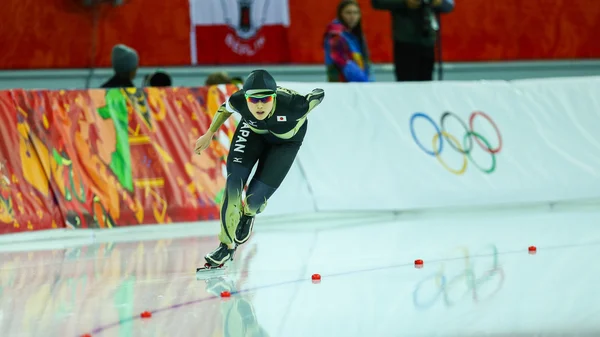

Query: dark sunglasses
<box><xmin>245</xmin><ymin>94</ymin><xmax>275</xmax><ymax>104</ymax></box>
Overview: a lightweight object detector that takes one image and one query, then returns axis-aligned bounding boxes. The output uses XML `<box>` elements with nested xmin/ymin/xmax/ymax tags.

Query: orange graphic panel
<box><xmin>0</xmin><ymin>84</ymin><xmax>241</xmax><ymax>233</ymax></box>
<box><xmin>0</xmin><ymin>90</ymin><xmax>64</xmax><ymax>233</ymax></box>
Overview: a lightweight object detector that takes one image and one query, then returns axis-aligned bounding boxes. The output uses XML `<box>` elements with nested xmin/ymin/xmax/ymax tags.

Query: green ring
<box><xmin>463</xmin><ymin>131</ymin><xmax>496</xmax><ymax>174</ymax></box>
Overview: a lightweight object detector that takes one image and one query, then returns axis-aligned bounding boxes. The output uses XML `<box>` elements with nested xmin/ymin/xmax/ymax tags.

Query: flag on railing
<box><xmin>189</xmin><ymin>0</ymin><xmax>291</xmax><ymax>64</ymax></box>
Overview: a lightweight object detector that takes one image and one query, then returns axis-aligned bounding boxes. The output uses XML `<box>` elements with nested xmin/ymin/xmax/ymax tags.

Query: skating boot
<box><xmin>205</xmin><ymin>242</ymin><xmax>236</xmax><ymax>266</ymax></box>
<box><xmin>196</xmin><ymin>243</ymin><xmax>236</xmax><ymax>279</ymax></box>
<box><xmin>234</xmin><ymin>214</ymin><xmax>255</xmax><ymax>245</ymax></box>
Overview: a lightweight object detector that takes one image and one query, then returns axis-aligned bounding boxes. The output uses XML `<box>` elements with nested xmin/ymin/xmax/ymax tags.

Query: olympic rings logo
<box><xmin>412</xmin><ymin>244</ymin><xmax>505</xmax><ymax>309</ymax></box>
<box><xmin>409</xmin><ymin>111</ymin><xmax>503</xmax><ymax>175</ymax></box>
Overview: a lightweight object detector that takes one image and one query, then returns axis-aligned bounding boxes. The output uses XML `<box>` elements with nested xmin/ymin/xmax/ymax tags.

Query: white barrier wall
<box><xmin>271</xmin><ymin>76</ymin><xmax>600</xmax><ymax>212</ymax></box>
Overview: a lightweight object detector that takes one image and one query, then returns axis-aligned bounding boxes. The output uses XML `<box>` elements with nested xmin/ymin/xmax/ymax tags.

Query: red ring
<box><xmin>469</xmin><ymin>111</ymin><xmax>502</xmax><ymax>154</ymax></box>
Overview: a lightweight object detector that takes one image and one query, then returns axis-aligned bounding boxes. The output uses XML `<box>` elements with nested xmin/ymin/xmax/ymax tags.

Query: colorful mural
<box><xmin>0</xmin><ymin>84</ymin><xmax>240</xmax><ymax>233</ymax></box>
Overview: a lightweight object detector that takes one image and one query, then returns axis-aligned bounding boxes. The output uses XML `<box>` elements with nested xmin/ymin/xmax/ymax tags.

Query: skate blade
<box><xmin>195</xmin><ymin>263</ymin><xmax>228</xmax><ymax>281</ymax></box>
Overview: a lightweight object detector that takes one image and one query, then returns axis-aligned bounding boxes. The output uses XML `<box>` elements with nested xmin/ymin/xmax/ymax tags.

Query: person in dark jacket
<box><xmin>143</xmin><ymin>70</ymin><xmax>172</xmax><ymax>87</ymax></box>
<box><xmin>371</xmin><ymin>0</ymin><xmax>454</xmax><ymax>81</ymax></box>
<box><xmin>100</xmin><ymin>44</ymin><xmax>139</xmax><ymax>88</ymax></box>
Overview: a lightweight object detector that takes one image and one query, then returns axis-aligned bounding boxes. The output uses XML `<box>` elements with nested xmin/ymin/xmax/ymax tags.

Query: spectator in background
<box><xmin>100</xmin><ymin>44</ymin><xmax>139</xmax><ymax>88</ymax></box>
<box><xmin>231</xmin><ymin>76</ymin><xmax>244</xmax><ymax>86</ymax></box>
<box><xmin>323</xmin><ymin>0</ymin><xmax>373</xmax><ymax>82</ymax></box>
<box><xmin>205</xmin><ymin>71</ymin><xmax>232</xmax><ymax>86</ymax></box>
<box><xmin>143</xmin><ymin>70</ymin><xmax>172</xmax><ymax>87</ymax></box>
<box><xmin>371</xmin><ymin>0</ymin><xmax>454</xmax><ymax>81</ymax></box>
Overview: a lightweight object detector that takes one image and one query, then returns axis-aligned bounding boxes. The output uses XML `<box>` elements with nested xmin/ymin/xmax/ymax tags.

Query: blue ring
<box><xmin>412</xmin><ymin>273</ymin><xmax>447</xmax><ymax>309</ymax></box>
<box><xmin>409</xmin><ymin>112</ymin><xmax>442</xmax><ymax>157</ymax></box>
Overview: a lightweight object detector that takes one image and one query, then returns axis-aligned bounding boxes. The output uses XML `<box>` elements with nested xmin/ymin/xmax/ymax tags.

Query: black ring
<box><xmin>440</xmin><ymin>111</ymin><xmax>473</xmax><ymax>155</ymax></box>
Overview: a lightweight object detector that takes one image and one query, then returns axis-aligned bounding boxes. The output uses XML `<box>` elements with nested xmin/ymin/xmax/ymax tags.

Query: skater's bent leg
<box><xmin>218</xmin><ymin>165</ymin><xmax>251</xmax><ymax>246</ymax></box>
<box><xmin>216</xmin><ymin>120</ymin><xmax>265</xmax><ymax>247</ymax></box>
<box><xmin>242</xmin><ymin>142</ymin><xmax>302</xmax><ymax>216</ymax></box>
<box><xmin>243</xmin><ymin>179</ymin><xmax>277</xmax><ymax>216</ymax></box>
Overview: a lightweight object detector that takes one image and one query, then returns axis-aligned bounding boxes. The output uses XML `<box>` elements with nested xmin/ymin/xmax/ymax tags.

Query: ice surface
<box><xmin>1</xmin><ymin>206</ymin><xmax>600</xmax><ymax>337</ymax></box>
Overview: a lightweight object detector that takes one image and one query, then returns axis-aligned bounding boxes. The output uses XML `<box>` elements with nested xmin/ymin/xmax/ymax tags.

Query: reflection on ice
<box><xmin>1</xmin><ymin>208</ymin><xmax>600</xmax><ymax>337</ymax></box>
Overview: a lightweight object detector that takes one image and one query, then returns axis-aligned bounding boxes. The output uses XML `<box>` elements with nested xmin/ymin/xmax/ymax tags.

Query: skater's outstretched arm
<box><xmin>195</xmin><ymin>101</ymin><xmax>236</xmax><ymax>155</ymax></box>
<box><xmin>282</xmin><ymin>87</ymin><xmax>325</xmax><ymax>119</ymax></box>
<box><xmin>208</xmin><ymin>102</ymin><xmax>236</xmax><ymax>133</ymax></box>
<box><xmin>304</xmin><ymin>88</ymin><xmax>325</xmax><ymax>115</ymax></box>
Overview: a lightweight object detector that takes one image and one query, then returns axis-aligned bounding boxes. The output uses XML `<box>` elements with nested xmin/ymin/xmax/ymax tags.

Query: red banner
<box><xmin>193</xmin><ymin>25</ymin><xmax>290</xmax><ymax>64</ymax></box>
<box><xmin>0</xmin><ymin>0</ymin><xmax>599</xmax><ymax>69</ymax></box>
<box><xmin>0</xmin><ymin>85</ymin><xmax>241</xmax><ymax>234</ymax></box>
<box><xmin>190</xmin><ymin>0</ymin><xmax>291</xmax><ymax>64</ymax></box>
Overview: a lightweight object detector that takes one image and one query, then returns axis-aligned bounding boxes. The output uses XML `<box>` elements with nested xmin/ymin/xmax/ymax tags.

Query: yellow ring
<box><xmin>435</xmin><ymin>246</ymin><xmax>470</xmax><ymax>288</ymax></box>
<box><xmin>432</xmin><ymin>131</ymin><xmax>468</xmax><ymax>175</ymax></box>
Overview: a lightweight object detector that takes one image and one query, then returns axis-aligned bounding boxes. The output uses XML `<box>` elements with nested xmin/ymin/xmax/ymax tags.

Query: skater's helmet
<box><xmin>243</xmin><ymin>70</ymin><xmax>277</xmax><ymax>96</ymax></box>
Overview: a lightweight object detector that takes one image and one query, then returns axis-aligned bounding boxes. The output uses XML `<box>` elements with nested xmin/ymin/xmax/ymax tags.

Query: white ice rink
<box><xmin>1</xmin><ymin>202</ymin><xmax>600</xmax><ymax>337</ymax></box>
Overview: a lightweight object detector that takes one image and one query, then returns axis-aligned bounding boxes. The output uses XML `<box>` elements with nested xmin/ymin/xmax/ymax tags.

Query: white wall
<box><xmin>261</xmin><ymin>76</ymin><xmax>600</xmax><ymax>215</ymax></box>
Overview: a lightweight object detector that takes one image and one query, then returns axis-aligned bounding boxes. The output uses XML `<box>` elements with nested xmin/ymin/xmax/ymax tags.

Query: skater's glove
<box><xmin>194</xmin><ymin>132</ymin><xmax>213</xmax><ymax>155</ymax></box>
<box><xmin>305</xmin><ymin>88</ymin><xmax>325</xmax><ymax>112</ymax></box>
<box><xmin>311</xmin><ymin>88</ymin><xmax>324</xmax><ymax>96</ymax></box>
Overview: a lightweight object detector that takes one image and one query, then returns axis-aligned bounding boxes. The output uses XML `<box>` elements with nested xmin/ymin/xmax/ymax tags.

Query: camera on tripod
<box><xmin>419</xmin><ymin>0</ymin><xmax>439</xmax><ymax>36</ymax></box>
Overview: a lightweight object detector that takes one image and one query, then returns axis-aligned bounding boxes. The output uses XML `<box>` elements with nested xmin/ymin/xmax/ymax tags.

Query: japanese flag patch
<box><xmin>277</xmin><ymin>116</ymin><xmax>287</xmax><ymax>122</ymax></box>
